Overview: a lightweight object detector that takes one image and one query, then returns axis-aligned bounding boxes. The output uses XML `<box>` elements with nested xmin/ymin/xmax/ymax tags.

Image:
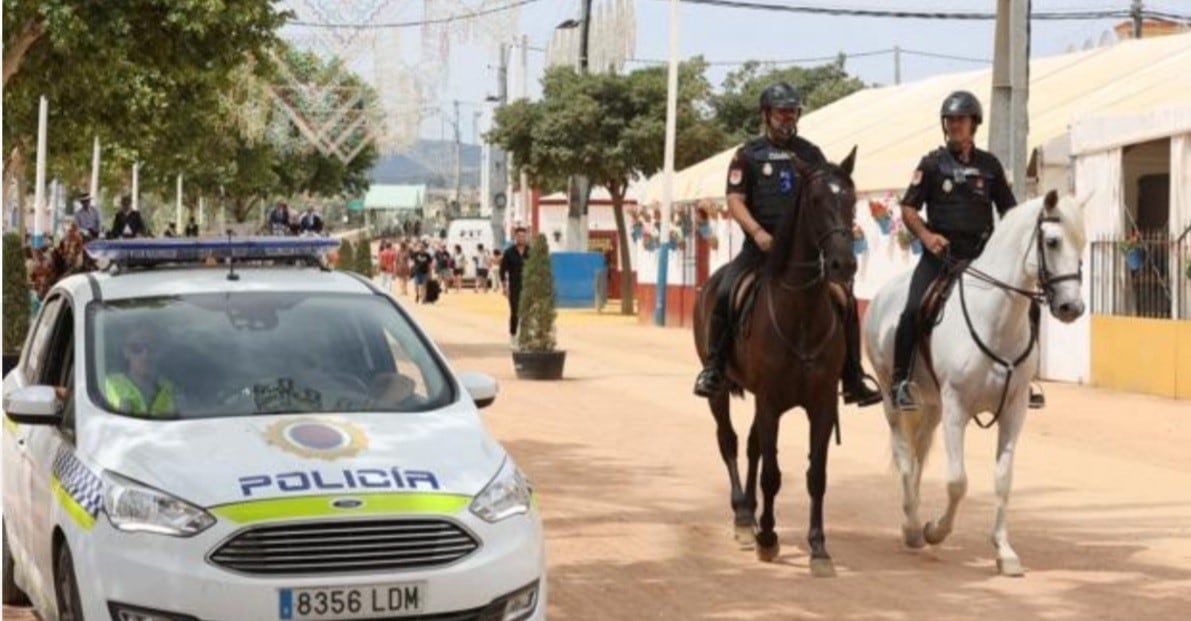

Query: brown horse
<box><xmin>693</xmin><ymin>148</ymin><xmax>859</xmax><ymax>577</ymax></box>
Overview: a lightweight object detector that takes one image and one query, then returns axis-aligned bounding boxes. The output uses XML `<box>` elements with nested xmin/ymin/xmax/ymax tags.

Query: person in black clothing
<box><xmin>299</xmin><ymin>207</ymin><xmax>324</xmax><ymax>234</ymax></box>
<box><xmin>163</xmin><ymin>222</ymin><xmax>178</xmax><ymax>237</ymax></box>
<box><xmin>890</xmin><ymin>90</ymin><xmax>1018</xmax><ymax>411</ymax></box>
<box><xmin>433</xmin><ymin>244</ymin><xmax>452</xmax><ymax>291</ymax></box>
<box><xmin>184</xmin><ymin>217</ymin><xmax>200</xmax><ymax>237</ymax></box>
<box><xmin>410</xmin><ymin>242</ymin><xmax>434</xmax><ymax>303</ymax></box>
<box><xmin>499</xmin><ymin>227</ymin><xmax>530</xmax><ymax>343</ymax></box>
<box><xmin>109</xmin><ymin>196</ymin><xmax>149</xmax><ymax>239</ymax></box>
<box><xmin>692</xmin><ymin>82</ymin><xmax>881</xmax><ymax>407</ymax></box>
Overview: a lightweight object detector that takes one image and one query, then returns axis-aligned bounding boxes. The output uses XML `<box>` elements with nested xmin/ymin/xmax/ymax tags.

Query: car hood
<box><xmin>81</xmin><ymin>402</ymin><xmax>506</xmax><ymax>509</ymax></box>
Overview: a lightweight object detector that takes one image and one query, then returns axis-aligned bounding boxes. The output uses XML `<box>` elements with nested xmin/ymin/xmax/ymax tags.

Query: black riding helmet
<box><xmin>940</xmin><ymin>90</ymin><xmax>983</xmax><ymax>125</ymax></box>
<box><xmin>759</xmin><ymin>82</ymin><xmax>803</xmax><ymax>111</ymax></box>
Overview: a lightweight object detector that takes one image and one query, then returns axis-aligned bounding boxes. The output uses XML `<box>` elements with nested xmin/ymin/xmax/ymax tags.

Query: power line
<box><xmin>289</xmin><ymin>0</ymin><xmax>544</xmax><ymax>29</ymax></box>
<box><xmin>529</xmin><ymin>44</ymin><xmax>990</xmax><ymax>67</ymax></box>
<box><xmin>662</xmin><ymin>0</ymin><xmax>1190</xmax><ymax>22</ymax></box>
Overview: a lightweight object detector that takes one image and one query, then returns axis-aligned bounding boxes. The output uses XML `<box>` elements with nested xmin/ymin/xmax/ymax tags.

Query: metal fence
<box><xmin>1090</xmin><ymin>230</ymin><xmax>1191</xmax><ymax>319</ymax></box>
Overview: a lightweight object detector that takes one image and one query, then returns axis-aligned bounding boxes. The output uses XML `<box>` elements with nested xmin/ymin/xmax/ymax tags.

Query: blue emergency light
<box><xmin>85</xmin><ymin>237</ymin><xmax>340</xmax><ymax>268</ymax></box>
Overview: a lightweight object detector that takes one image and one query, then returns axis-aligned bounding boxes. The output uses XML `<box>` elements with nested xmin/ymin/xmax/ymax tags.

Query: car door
<box><xmin>2</xmin><ymin>295</ymin><xmax>63</xmax><ymax>577</ymax></box>
<box><xmin>23</xmin><ymin>295</ymin><xmax>79</xmax><ymax>588</ymax></box>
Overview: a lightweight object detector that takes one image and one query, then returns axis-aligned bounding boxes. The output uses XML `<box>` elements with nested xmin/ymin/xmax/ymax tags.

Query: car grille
<box><xmin>209</xmin><ymin>518</ymin><xmax>480</xmax><ymax>575</ymax></box>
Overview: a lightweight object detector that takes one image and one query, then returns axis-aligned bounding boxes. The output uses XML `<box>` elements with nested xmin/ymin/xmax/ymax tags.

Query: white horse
<box><xmin>863</xmin><ymin>190</ymin><xmax>1088</xmax><ymax>576</ymax></box>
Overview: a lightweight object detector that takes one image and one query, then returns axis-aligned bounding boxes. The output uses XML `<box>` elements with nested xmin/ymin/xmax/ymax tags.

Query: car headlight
<box><xmin>470</xmin><ymin>457</ymin><xmax>532</xmax><ymax>523</ymax></box>
<box><xmin>103</xmin><ymin>471</ymin><xmax>216</xmax><ymax>537</ymax></box>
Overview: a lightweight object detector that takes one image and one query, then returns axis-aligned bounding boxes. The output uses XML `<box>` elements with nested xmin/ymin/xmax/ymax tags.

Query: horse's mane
<box><xmin>766</xmin><ymin>159</ymin><xmax>841</xmax><ymax>278</ymax></box>
<box><xmin>977</xmin><ymin>190</ymin><xmax>1087</xmax><ymax>271</ymax></box>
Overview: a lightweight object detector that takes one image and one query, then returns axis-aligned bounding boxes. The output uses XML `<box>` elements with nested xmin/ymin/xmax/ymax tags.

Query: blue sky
<box><xmin>285</xmin><ymin>1</ymin><xmax>1187</xmax><ymax>145</ymax></box>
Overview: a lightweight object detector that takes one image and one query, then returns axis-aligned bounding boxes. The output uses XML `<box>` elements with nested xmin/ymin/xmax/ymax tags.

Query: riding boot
<box><xmin>694</xmin><ymin>293</ymin><xmax>733</xmax><ymax>398</ymax></box>
<box><xmin>891</xmin><ymin>312</ymin><xmax>919</xmax><ymax>411</ymax></box>
<box><xmin>841</xmin><ymin>298</ymin><xmax>882</xmax><ymax>407</ymax></box>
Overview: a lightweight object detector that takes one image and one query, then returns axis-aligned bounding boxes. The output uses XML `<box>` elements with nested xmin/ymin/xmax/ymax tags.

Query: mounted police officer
<box><xmin>890</xmin><ymin>90</ymin><xmax>1018</xmax><ymax>410</ymax></box>
<box><xmin>693</xmin><ymin>82</ymin><xmax>882</xmax><ymax>407</ymax></box>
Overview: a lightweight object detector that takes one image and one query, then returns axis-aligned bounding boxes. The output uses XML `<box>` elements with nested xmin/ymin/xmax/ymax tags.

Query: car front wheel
<box><xmin>54</xmin><ymin>542</ymin><xmax>85</xmax><ymax>621</ymax></box>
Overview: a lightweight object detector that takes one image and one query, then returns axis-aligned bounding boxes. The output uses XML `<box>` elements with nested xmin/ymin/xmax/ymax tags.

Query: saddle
<box><xmin>913</xmin><ymin>260</ymin><xmax>970</xmax><ymax>384</ymax></box>
<box><xmin>729</xmin><ymin>270</ymin><xmax>849</xmax><ymax>339</ymax></box>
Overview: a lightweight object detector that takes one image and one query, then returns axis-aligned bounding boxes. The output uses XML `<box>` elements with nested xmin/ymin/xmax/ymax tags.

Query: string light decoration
<box><xmin>546</xmin><ymin>0</ymin><xmax>636</xmax><ymax>73</ymax></box>
<box><xmin>276</xmin><ymin>0</ymin><xmax>526</xmax><ymax>162</ymax></box>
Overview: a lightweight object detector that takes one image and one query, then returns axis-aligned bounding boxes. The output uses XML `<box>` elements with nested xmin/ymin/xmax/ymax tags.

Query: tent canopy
<box><xmin>648</xmin><ymin>32</ymin><xmax>1191</xmax><ymax>203</ymax></box>
<box><xmin>364</xmin><ymin>184</ymin><xmax>425</xmax><ymax>210</ymax></box>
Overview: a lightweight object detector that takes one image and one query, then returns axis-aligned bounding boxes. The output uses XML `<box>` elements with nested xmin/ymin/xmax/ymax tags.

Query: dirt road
<box><xmin>7</xmin><ymin>291</ymin><xmax>1189</xmax><ymax>620</ymax></box>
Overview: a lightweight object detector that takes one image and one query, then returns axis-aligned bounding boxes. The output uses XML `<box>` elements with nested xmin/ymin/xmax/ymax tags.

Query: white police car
<box><xmin>2</xmin><ymin>238</ymin><xmax>545</xmax><ymax>621</ymax></box>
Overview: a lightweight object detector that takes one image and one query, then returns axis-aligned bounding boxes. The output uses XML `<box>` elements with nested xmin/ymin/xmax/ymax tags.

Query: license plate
<box><xmin>279</xmin><ymin>582</ymin><xmax>427</xmax><ymax>620</ymax></box>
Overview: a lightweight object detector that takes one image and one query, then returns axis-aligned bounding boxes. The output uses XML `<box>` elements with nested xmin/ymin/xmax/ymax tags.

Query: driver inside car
<box><xmin>103</xmin><ymin>325</ymin><xmax>178</xmax><ymax>417</ymax></box>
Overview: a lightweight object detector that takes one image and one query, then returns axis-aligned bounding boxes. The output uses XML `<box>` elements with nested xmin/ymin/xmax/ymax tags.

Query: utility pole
<box><xmin>519</xmin><ymin>34</ymin><xmax>530</xmax><ymax>235</ymax></box>
<box><xmin>564</xmin><ymin>0</ymin><xmax>596</xmax><ymax>251</ymax></box>
<box><xmin>490</xmin><ymin>42</ymin><xmax>510</xmax><ymax>241</ymax></box>
<box><xmin>893</xmin><ymin>45</ymin><xmax>902</xmax><ymax>85</ymax></box>
<box><xmin>989</xmin><ymin>0</ymin><xmax>1029</xmax><ymax>197</ymax></box>
<box><xmin>1131</xmin><ymin>0</ymin><xmax>1144</xmax><ymax>39</ymax></box>
<box><xmin>655</xmin><ymin>0</ymin><xmax>680</xmax><ymax>325</ymax></box>
<box><xmin>453</xmin><ymin>99</ymin><xmax>461</xmax><ymax>217</ymax></box>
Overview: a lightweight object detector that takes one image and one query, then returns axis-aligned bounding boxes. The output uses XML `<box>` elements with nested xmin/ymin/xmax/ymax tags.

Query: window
<box><xmin>87</xmin><ymin>292</ymin><xmax>453</xmax><ymax>420</ymax></box>
<box><xmin>23</xmin><ymin>297</ymin><xmax>63</xmax><ymax>384</ymax></box>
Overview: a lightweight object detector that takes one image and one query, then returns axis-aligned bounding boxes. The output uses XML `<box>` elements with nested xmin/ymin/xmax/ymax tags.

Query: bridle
<box><xmin>942</xmin><ymin>207</ymin><xmax>1082</xmax><ymax>428</ymax></box>
<box><xmin>945</xmin><ymin>209</ymin><xmax>1083</xmax><ymax>307</ymax></box>
<box><xmin>774</xmin><ymin>168</ymin><xmax>852</xmax><ymax>293</ymax></box>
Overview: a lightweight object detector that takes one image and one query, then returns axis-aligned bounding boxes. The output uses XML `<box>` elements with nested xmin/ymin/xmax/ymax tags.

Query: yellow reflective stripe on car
<box><xmin>210</xmin><ymin>493</ymin><xmax>473</xmax><ymax>525</ymax></box>
<box><xmin>52</xmin><ymin>476</ymin><xmax>97</xmax><ymax>531</ymax></box>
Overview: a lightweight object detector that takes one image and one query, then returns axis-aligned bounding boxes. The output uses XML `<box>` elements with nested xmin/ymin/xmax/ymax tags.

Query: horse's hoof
<box><xmin>734</xmin><ymin>524</ymin><xmax>756</xmax><ymax>548</ymax></box>
<box><xmin>809</xmin><ymin>557</ymin><xmax>836</xmax><ymax>578</ymax></box>
<box><xmin>923</xmin><ymin>520</ymin><xmax>947</xmax><ymax>546</ymax></box>
<box><xmin>902</xmin><ymin>526</ymin><xmax>926</xmax><ymax>550</ymax></box>
<box><xmin>756</xmin><ymin>541</ymin><xmax>780</xmax><ymax>563</ymax></box>
<box><xmin>997</xmin><ymin>557</ymin><xmax>1026</xmax><ymax>577</ymax></box>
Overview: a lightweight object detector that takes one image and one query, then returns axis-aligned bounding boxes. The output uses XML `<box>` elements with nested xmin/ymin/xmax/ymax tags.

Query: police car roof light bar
<box><xmin>84</xmin><ymin>237</ymin><xmax>340</xmax><ymax>273</ymax></box>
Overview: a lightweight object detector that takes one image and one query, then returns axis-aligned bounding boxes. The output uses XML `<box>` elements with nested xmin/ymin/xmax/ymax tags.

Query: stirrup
<box><xmin>1028</xmin><ymin>383</ymin><xmax>1045</xmax><ymax>409</ymax></box>
<box><xmin>892</xmin><ymin>380</ymin><xmax>919</xmax><ymax>412</ymax></box>
<box><xmin>843</xmin><ymin>373</ymin><xmax>883</xmax><ymax>407</ymax></box>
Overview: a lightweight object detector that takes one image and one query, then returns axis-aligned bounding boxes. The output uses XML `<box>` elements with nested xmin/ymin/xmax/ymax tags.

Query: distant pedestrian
<box><xmin>452</xmin><ymin>244</ymin><xmax>466</xmax><ymax>291</ymax></box>
<box><xmin>395</xmin><ymin>241</ymin><xmax>412</xmax><ymax>296</ymax></box>
<box><xmin>411</xmin><ymin>242</ymin><xmax>433</xmax><ymax>303</ymax></box>
<box><xmin>73</xmin><ymin>193</ymin><xmax>102</xmax><ymax>239</ymax></box>
<box><xmin>499</xmin><ymin>227</ymin><xmax>530</xmax><ymax>345</ymax></box>
<box><xmin>109</xmin><ymin>196</ymin><xmax>148</xmax><ymax>239</ymax></box>
<box><xmin>433</xmin><ymin>243</ymin><xmax>452</xmax><ymax>291</ymax></box>
<box><xmin>473</xmin><ymin>244</ymin><xmax>488</xmax><ymax>293</ymax></box>
<box><xmin>184</xmin><ymin>217</ymin><xmax>200</xmax><ymax>237</ymax></box>
<box><xmin>378</xmin><ymin>240</ymin><xmax>397</xmax><ymax>294</ymax></box>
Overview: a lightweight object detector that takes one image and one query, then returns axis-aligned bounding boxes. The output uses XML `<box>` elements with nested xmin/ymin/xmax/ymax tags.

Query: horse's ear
<box><xmin>1044</xmin><ymin>189</ymin><xmax>1059</xmax><ymax>211</ymax></box>
<box><xmin>840</xmin><ymin>145</ymin><xmax>857</xmax><ymax>176</ymax></box>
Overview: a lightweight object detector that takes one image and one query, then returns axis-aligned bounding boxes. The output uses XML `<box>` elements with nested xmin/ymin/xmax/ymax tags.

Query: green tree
<box><xmin>517</xmin><ymin>234</ymin><xmax>557</xmax><ymax>352</ymax></box>
<box><xmin>489</xmin><ymin>61</ymin><xmax>725</xmax><ymax>314</ymax></box>
<box><xmin>710</xmin><ymin>55</ymin><xmax>865</xmax><ymax>145</ymax></box>
<box><xmin>2</xmin><ymin>232</ymin><xmax>32</xmax><ymax>356</ymax></box>
<box><xmin>337</xmin><ymin>238</ymin><xmax>355</xmax><ymax>271</ymax></box>
<box><xmin>2</xmin><ymin>0</ymin><xmax>288</xmax><ymax>208</ymax></box>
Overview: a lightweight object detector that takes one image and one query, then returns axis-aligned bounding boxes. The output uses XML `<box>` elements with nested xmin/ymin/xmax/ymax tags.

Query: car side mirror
<box><xmin>458</xmin><ymin>372</ymin><xmax>498</xmax><ymax>409</ymax></box>
<box><xmin>3</xmin><ymin>385</ymin><xmax>62</xmax><ymax>425</ymax></box>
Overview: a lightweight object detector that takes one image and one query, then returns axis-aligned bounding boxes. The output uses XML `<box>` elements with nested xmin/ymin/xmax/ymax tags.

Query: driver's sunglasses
<box><xmin>125</xmin><ymin>341</ymin><xmax>153</xmax><ymax>355</ymax></box>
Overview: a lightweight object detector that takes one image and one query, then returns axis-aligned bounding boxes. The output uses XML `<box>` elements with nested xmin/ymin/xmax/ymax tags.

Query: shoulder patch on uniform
<box><xmin>911</xmin><ymin>169</ymin><xmax>923</xmax><ymax>186</ymax></box>
<box><xmin>729</xmin><ymin>168</ymin><xmax>743</xmax><ymax>185</ymax></box>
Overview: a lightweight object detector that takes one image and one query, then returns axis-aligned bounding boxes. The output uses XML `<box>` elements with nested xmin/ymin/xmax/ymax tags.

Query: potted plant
<box><xmin>869</xmin><ymin>199</ymin><xmax>893</xmax><ymax>235</ymax></box>
<box><xmin>851</xmin><ymin>224</ymin><xmax>868</xmax><ymax>255</ymax></box>
<box><xmin>1119</xmin><ymin>231</ymin><xmax>1145</xmax><ymax>272</ymax></box>
<box><xmin>513</xmin><ymin>233</ymin><xmax>566</xmax><ymax>380</ymax></box>
<box><xmin>336</xmin><ymin>238</ymin><xmax>355</xmax><ymax>269</ymax></box>
<box><xmin>355</xmin><ymin>235</ymin><xmax>374</xmax><ymax>276</ymax></box>
<box><xmin>3</xmin><ymin>232</ymin><xmax>32</xmax><ymax>375</ymax></box>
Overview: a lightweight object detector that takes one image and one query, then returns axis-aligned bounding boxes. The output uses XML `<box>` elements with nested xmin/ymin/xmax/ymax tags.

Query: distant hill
<box><xmin>370</xmin><ymin>139</ymin><xmax>482</xmax><ymax>188</ymax></box>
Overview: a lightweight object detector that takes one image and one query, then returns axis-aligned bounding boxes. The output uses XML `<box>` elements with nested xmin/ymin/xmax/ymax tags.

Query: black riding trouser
<box><xmin>508</xmin><ymin>286</ymin><xmax>521</xmax><ymax>336</ymax></box>
<box><xmin>892</xmin><ymin>234</ymin><xmax>984</xmax><ymax>383</ymax></box>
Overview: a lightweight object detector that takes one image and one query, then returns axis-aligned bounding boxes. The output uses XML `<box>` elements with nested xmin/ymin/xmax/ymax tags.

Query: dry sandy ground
<box><xmin>7</xmin><ymin>290</ymin><xmax>1189</xmax><ymax>620</ymax></box>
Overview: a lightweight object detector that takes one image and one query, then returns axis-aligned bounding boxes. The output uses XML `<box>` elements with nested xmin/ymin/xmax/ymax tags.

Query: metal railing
<box><xmin>1090</xmin><ymin>228</ymin><xmax>1191</xmax><ymax>319</ymax></box>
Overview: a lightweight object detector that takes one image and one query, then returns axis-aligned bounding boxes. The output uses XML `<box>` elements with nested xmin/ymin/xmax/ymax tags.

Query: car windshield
<box><xmin>87</xmin><ymin>292</ymin><xmax>453</xmax><ymax>419</ymax></box>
